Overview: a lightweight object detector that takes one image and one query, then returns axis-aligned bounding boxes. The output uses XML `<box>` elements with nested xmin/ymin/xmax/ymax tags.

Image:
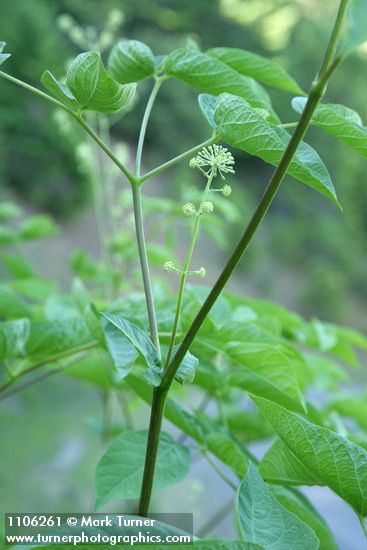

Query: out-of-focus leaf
<box><xmin>19</xmin><ymin>215</ymin><xmax>58</xmax><ymax>240</ymax></box>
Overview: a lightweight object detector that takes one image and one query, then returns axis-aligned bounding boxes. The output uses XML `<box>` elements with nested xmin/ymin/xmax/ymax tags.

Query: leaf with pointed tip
<box><xmin>102</xmin><ymin>316</ymin><xmax>138</xmax><ymax>379</ymax></box>
<box><xmin>256</xmin><ymin>397</ymin><xmax>367</xmax><ymax>516</ymax></box>
<box><xmin>66</xmin><ymin>51</ymin><xmax>136</xmax><ymax>114</ymax></box>
<box><xmin>342</xmin><ymin>0</ymin><xmax>367</xmax><ymax>52</ymax></box>
<box><xmin>164</xmin><ymin>49</ymin><xmax>279</xmax><ymax>121</ymax></box>
<box><xmin>94</xmin><ymin>429</ymin><xmax>190</xmax><ymax>508</ymax></box>
<box><xmin>102</xmin><ymin>313</ymin><xmax>161</xmax><ymax>375</ymax></box>
<box><xmin>172</xmin><ymin>345</ymin><xmax>198</xmax><ymax>384</ymax></box>
<box><xmin>271</xmin><ymin>486</ymin><xmax>338</xmax><ymax>550</ymax></box>
<box><xmin>292</xmin><ymin>97</ymin><xmax>367</xmax><ymax>159</ymax></box>
<box><xmin>207</xmin><ymin>47</ymin><xmax>304</xmax><ymax>95</ymax></box>
<box><xmin>198</xmin><ymin>93</ymin><xmax>217</xmax><ymax>128</ymax></box>
<box><xmin>236</xmin><ymin>462</ymin><xmax>319</xmax><ymax>549</ymax></box>
<box><xmin>214</xmin><ymin>93</ymin><xmax>340</xmax><ymax>207</ymax></box>
<box><xmin>108</xmin><ymin>39</ymin><xmax>155</xmax><ymax>84</ymax></box>
<box><xmin>41</xmin><ymin>70</ymin><xmax>78</xmax><ymax>110</ymax></box>
<box><xmin>260</xmin><ymin>439</ymin><xmax>318</xmax><ymax>486</ymax></box>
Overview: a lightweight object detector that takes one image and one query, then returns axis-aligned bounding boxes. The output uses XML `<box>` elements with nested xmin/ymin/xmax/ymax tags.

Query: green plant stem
<box><xmin>0</xmin><ymin>351</ymin><xmax>91</xmax><ymax>402</ymax></box>
<box><xmin>138</xmin><ymin>386</ymin><xmax>169</xmax><ymax>515</ymax></box>
<box><xmin>138</xmin><ymin>0</ymin><xmax>349</xmax><ymax>516</ymax></box>
<box><xmin>318</xmin><ymin>0</ymin><xmax>349</xmax><ymax>79</ymax></box>
<box><xmin>135</xmin><ymin>78</ymin><xmax>163</xmax><ymax>177</ymax></box>
<box><xmin>0</xmin><ymin>341</ymin><xmax>98</xmax><ymax>395</ymax></box>
<box><xmin>164</xmin><ymin>171</ymin><xmax>215</xmax><ymax>369</ymax></box>
<box><xmin>0</xmin><ymin>71</ymin><xmax>135</xmax><ymax>183</ymax></box>
<box><xmin>138</xmin><ymin>135</ymin><xmax>219</xmax><ymax>184</ymax></box>
<box><xmin>131</xmin><ymin>182</ymin><xmax>161</xmax><ymax>356</ymax></box>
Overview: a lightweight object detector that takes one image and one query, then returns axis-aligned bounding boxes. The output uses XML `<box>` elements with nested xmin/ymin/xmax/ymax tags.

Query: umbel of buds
<box><xmin>189</xmin><ymin>145</ymin><xmax>235</xmax><ymax>179</ymax></box>
<box><xmin>163</xmin><ymin>261</ymin><xmax>206</xmax><ymax>278</ymax></box>
<box><xmin>201</xmin><ymin>201</ymin><xmax>214</xmax><ymax>214</ymax></box>
<box><xmin>182</xmin><ymin>202</ymin><xmax>196</xmax><ymax>216</ymax></box>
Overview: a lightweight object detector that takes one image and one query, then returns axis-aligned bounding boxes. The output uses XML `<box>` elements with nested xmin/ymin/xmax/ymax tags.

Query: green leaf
<box><xmin>102</xmin><ymin>313</ymin><xmax>162</xmax><ymax>380</ymax></box>
<box><xmin>41</xmin><ymin>70</ymin><xmax>78</xmax><ymax>110</ymax></box>
<box><xmin>292</xmin><ymin>97</ymin><xmax>367</xmax><ymax>159</ymax></box>
<box><xmin>0</xmin><ymin>202</ymin><xmax>22</xmax><ymax>220</ymax></box>
<box><xmin>256</xmin><ymin>397</ymin><xmax>367</xmax><ymax>516</ymax></box>
<box><xmin>329</xmin><ymin>395</ymin><xmax>367</xmax><ymax>432</ymax></box>
<box><xmin>236</xmin><ymin>462</ymin><xmax>319</xmax><ymax>549</ymax></box>
<box><xmin>207</xmin><ymin>433</ymin><xmax>248</xmax><ymax>478</ymax></box>
<box><xmin>271</xmin><ymin>486</ymin><xmax>338</xmax><ymax>550</ymax></box>
<box><xmin>172</xmin><ymin>345</ymin><xmax>198</xmax><ymax>384</ymax></box>
<box><xmin>207</xmin><ymin>47</ymin><xmax>304</xmax><ymax>95</ymax></box>
<box><xmin>0</xmin><ymin>287</ymin><xmax>30</xmax><ymax>318</ymax></box>
<box><xmin>193</xmin><ymin>543</ymin><xmax>264</xmax><ymax>550</ymax></box>
<box><xmin>102</xmin><ymin>317</ymin><xmax>138</xmax><ymax>379</ymax></box>
<box><xmin>1</xmin><ymin>254</ymin><xmax>35</xmax><ymax>279</ymax></box>
<box><xmin>0</xmin><ymin>225</ymin><xmax>17</xmax><ymax>246</ymax></box>
<box><xmin>19</xmin><ymin>215</ymin><xmax>58</xmax><ymax>240</ymax></box>
<box><xmin>198</xmin><ymin>94</ymin><xmax>217</xmax><ymax>128</ymax></box>
<box><xmin>10</xmin><ymin>278</ymin><xmax>55</xmax><ymax>302</ymax></box>
<box><xmin>226</xmin><ymin>341</ymin><xmax>306</xmax><ymax>413</ymax></box>
<box><xmin>260</xmin><ymin>439</ymin><xmax>318</xmax><ymax>486</ymax></box>
<box><xmin>164</xmin><ymin>49</ymin><xmax>278</xmax><ymax>119</ymax></box>
<box><xmin>108</xmin><ymin>39</ymin><xmax>155</xmax><ymax>84</ymax></box>
<box><xmin>66</xmin><ymin>51</ymin><xmax>136</xmax><ymax>114</ymax></box>
<box><xmin>0</xmin><ymin>318</ymin><xmax>31</xmax><ymax>359</ymax></box>
<box><xmin>342</xmin><ymin>0</ymin><xmax>367</xmax><ymax>52</ymax></box>
<box><xmin>0</xmin><ymin>41</ymin><xmax>10</xmax><ymax>66</ymax></box>
<box><xmin>94</xmin><ymin>429</ymin><xmax>190</xmax><ymax>508</ymax></box>
<box><xmin>25</xmin><ymin>318</ymin><xmax>92</xmax><ymax>358</ymax></box>
<box><xmin>214</xmin><ymin>93</ymin><xmax>339</xmax><ymax>207</ymax></box>
<box><xmin>127</xmin><ymin>374</ymin><xmax>206</xmax><ymax>444</ymax></box>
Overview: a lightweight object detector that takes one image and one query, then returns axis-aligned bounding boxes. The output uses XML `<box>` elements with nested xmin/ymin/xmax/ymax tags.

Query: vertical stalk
<box><xmin>138</xmin><ymin>0</ymin><xmax>350</xmax><ymax>515</ymax></box>
<box><xmin>164</xmin><ymin>172</ymin><xmax>214</xmax><ymax>369</ymax></box>
<box><xmin>138</xmin><ymin>386</ymin><xmax>168</xmax><ymax>515</ymax></box>
<box><xmin>131</xmin><ymin>182</ymin><xmax>161</xmax><ymax>355</ymax></box>
<box><xmin>135</xmin><ymin>78</ymin><xmax>163</xmax><ymax>177</ymax></box>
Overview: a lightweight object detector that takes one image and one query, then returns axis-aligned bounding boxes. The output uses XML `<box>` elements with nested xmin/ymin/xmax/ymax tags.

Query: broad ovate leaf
<box><xmin>256</xmin><ymin>397</ymin><xmax>367</xmax><ymax>517</ymax></box>
<box><xmin>108</xmin><ymin>39</ymin><xmax>155</xmax><ymax>84</ymax></box>
<box><xmin>215</xmin><ymin>93</ymin><xmax>339</xmax><ymax>207</ymax></box>
<box><xmin>292</xmin><ymin>97</ymin><xmax>367</xmax><ymax>159</ymax></box>
<box><xmin>172</xmin><ymin>345</ymin><xmax>198</xmax><ymax>384</ymax></box>
<box><xmin>226</xmin><ymin>341</ymin><xmax>306</xmax><ymax>413</ymax></box>
<box><xmin>0</xmin><ymin>41</ymin><xmax>10</xmax><ymax>66</ymax></box>
<box><xmin>198</xmin><ymin>93</ymin><xmax>217</xmax><ymax>128</ymax></box>
<box><xmin>236</xmin><ymin>462</ymin><xmax>319</xmax><ymax>549</ymax></box>
<box><xmin>41</xmin><ymin>70</ymin><xmax>78</xmax><ymax>110</ymax></box>
<box><xmin>102</xmin><ymin>317</ymin><xmax>138</xmax><ymax>379</ymax></box>
<box><xmin>208</xmin><ymin>47</ymin><xmax>304</xmax><ymax>95</ymax></box>
<box><xmin>66</xmin><ymin>51</ymin><xmax>136</xmax><ymax>114</ymax></box>
<box><xmin>94</xmin><ymin>429</ymin><xmax>190</xmax><ymax>508</ymax></box>
<box><xmin>102</xmin><ymin>313</ymin><xmax>161</xmax><ymax>374</ymax></box>
<box><xmin>260</xmin><ymin>439</ymin><xmax>318</xmax><ymax>486</ymax></box>
<box><xmin>164</xmin><ymin>48</ymin><xmax>278</xmax><ymax>120</ymax></box>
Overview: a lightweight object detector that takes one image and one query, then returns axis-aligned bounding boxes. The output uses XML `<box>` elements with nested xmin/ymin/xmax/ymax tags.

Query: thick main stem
<box><xmin>138</xmin><ymin>0</ymin><xmax>349</xmax><ymax>515</ymax></box>
<box><xmin>138</xmin><ymin>386</ymin><xmax>168</xmax><ymax>515</ymax></box>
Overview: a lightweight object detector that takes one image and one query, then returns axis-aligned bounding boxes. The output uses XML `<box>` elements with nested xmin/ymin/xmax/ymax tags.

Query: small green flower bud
<box><xmin>197</xmin><ymin>267</ymin><xmax>206</xmax><ymax>278</ymax></box>
<box><xmin>164</xmin><ymin>261</ymin><xmax>176</xmax><ymax>273</ymax></box>
<box><xmin>222</xmin><ymin>184</ymin><xmax>232</xmax><ymax>197</ymax></box>
<box><xmin>201</xmin><ymin>201</ymin><xmax>214</xmax><ymax>214</ymax></box>
<box><xmin>182</xmin><ymin>202</ymin><xmax>196</xmax><ymax>216</ymax></box>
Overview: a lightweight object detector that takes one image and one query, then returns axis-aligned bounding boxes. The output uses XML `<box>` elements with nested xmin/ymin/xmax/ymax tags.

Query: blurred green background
<box><xmin>0</xmin><ymin>1</ymin><xmax>366</xmax><ymax>548</ymax></box>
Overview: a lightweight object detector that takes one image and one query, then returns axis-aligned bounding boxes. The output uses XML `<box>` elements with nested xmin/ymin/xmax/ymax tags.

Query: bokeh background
<box><xmin>0</xmin><ymin>1</ymin><xmax>366</xmax><ymax>548</ymax></box>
